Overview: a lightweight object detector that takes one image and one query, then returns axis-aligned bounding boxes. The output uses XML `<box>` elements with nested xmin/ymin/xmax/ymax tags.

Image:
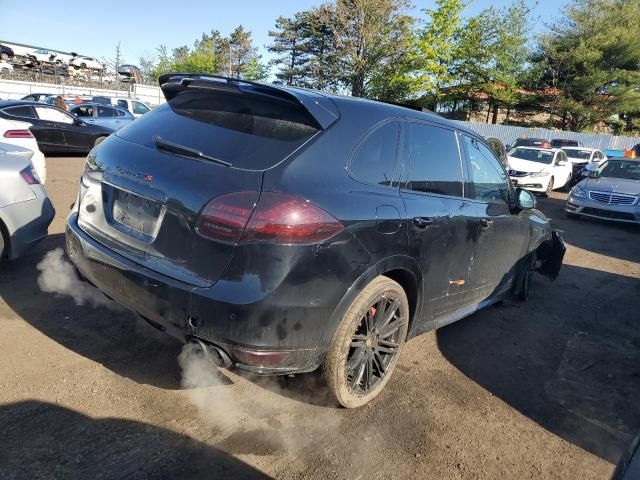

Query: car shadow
<box><xmin>536</xmin><ymin>193</ymin><xmax>640</xmax><ymax>263</ymax></box>
<box><xmin>437</xmin><ymin>263</ymin><xmax>640</xmax><ymax>463</ymax></box>
<box><xmin>0</xmin><ymin>233</ymin><xmax>185</xmax><ymax>390</ymax></box>
<box><xmin>0</xmin><ymin>400</ymin><xmax>271</xmax><ymax>479</ymax></box>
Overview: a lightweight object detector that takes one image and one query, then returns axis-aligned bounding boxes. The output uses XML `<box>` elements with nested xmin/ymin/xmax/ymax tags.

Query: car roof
<box><xmin>510</xmin><ymin>146</ymin><xmax>557</xmax><ymax>152</ymax></box>
<box><xmin>561</xmin><ymin>146</ymin><xmax>597</xmax><ymax>151</ymax></box>
<box><xmin>0</xmin><ymin>99</ymin><xmax>42</xmax><ymax>108</ymax></box>
<box><xmin>158</xmin><ymin>74</ymin><xmax>479</xmax><ymax>138</ymax></box>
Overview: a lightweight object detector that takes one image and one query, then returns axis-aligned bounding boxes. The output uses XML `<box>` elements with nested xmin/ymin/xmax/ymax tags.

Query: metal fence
<box><xmin>453</xmin><ymin>121</ymin><xmax>640</xmax><ymax>151</ymax></box>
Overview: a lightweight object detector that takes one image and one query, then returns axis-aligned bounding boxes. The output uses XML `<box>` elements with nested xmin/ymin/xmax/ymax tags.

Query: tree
<box><xmin>412</xmin><ymin>0</ymin><xmax>466</xmax><ymax>106</ymax></box>
<box><xmin>331</xmin><ymin>0</ymin><xmax>414</xmax><ymax>98</ymax></box>
<box><xmin>268</xmin><ymin>14</ymin><xmax>310</xmax><ymax>85</ymax></box>
<box><xmin>453</xmin><ymin>1</ymin><xmax>532</xmax><ymax>123</ymax></box>
<box><xmin>534</xmin><ymin>0</ymin><xmax>640</xmax><ymax>131</ymax></box>
<box><xmin>229</xmin><ymin>26</ymin><xmax>256</xmax><ymax>79</ymax></box>
<box><xmin>138</xmin><ymin>52</ymin><xmax>156</xmax><ymax>84</ymax></box>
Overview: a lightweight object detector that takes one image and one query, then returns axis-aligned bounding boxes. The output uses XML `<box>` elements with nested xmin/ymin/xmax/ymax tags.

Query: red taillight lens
<box><xmin>230</xmin><ymin>347</ymin><xmax>289</xmax><ymax>367</ymax></box>
<box><xmin>196</xmin><ymin>191</ymin><xmax>344</xmax><ymax>245</ymax></box>
<box><xmin>195</xmin><ymin>191</ymin><xmax>258</xmax><ymax>243</ymax></box>
<box><xmin>4</xmin><ymin>129</ymin><xmax>34</xmax><ymax>139</ymax></box>
<box><xmin>20</xmin><ymin>166</ymin><xmax>40</xmax><ymax>185</ymax></box>
<box><xmin>243</xmin><ymin>192</ymin><xmax>344</xmax><ymax>244</ymax></box>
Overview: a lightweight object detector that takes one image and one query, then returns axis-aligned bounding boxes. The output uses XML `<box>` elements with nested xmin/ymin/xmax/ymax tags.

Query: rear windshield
<box><xmin>116</xmin><ymin>89</ymin><xmax>320</xmax><ymax>170</ymax></box>
<box><xmin>562</xmin><ymin>148</ymin><xmax>591</xmax><ymax>160</ymax></box>
<box><xmin>510</xmin><ymin>148</ymin><xmax>554</xmax><ymax>164</ymax></box>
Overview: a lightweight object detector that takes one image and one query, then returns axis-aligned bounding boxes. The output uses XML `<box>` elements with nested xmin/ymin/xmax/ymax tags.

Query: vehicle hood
<box><xmin>581</xmin><ymin>177</ymin><xmax>640</xmax><ymax>195</ymax></box>
<box><xmin>507</xmin><ymin>157</ymin><xmax>550</xmax><ymax>173</ymax></box>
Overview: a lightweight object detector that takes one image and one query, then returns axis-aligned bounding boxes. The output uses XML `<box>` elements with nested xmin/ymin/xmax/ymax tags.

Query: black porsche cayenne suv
<box><xmin>65</xmin><ymin>74</ymin><xmax>564</xmax><ymax>408</ymax></box>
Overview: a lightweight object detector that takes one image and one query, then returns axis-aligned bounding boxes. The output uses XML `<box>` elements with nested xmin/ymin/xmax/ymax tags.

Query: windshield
<box><xmin>598</xmin><ymin>160</ymin><xmax>640</xmax><ymax>180</ymax></box>
<box><xmin>509</xmin><ymin>148</ymin><xmax>554</xmax><ymax>164</ymax></box>
<box><xmin>562</xmin><ymin>149</ymin><xmax>592</xmax><ymax>160</ymax></box>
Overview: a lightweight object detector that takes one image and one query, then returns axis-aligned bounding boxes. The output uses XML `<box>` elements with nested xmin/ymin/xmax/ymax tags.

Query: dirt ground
<box><xmin>1</xmin><ymin>156</ymin><xmax>639</xmax><ymax>480</ymax></box>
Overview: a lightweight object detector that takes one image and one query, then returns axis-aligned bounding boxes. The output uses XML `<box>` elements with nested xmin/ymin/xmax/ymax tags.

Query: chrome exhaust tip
<box><xmin>191</xmin><ymin>338</ymin><xmax>232</xmax><ymax>368</ymax></box>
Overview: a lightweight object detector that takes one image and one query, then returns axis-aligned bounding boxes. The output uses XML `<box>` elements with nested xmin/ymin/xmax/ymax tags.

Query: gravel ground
<box><xmin>0</xmin><ymin>156</ymin><xmax>638</xmax><ymax>480</ymax></box>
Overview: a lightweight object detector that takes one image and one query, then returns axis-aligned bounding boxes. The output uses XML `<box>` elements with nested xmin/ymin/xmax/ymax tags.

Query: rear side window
<box><xmin>462</xmin><ymin>135</ymin><xmax>510</xmax><ymax>205</ymax></box>
<box><xmin>117</xmin><ymin>99</ymin><xmax>128</xmax><ymax>109</ymax></box>
<box><xmin>97</xmin><ymin>106</ymin><xmax>116</xmax><ymax>117</ymax></box>
<box><xmin>349</xmin><ymin>122</ymin><xmax>399</xmax><ymax>187</ymax></box>
<box><xmin>133</xmin><ymin>101</ymin><xmax>149</xmax><ymax>115</ymax></box>
<box><xmin>406</xmin><ymin>123</ymin><xmax>463</xmax><ymax>197</ymax></box>
<box><xmin>116</xmin><ymin>89</ymin><xmax>321</xmax><ymax>170</ymax></box>
<box><xmin>3</xmin><ymin>106</ymin><xmax>36</xmax><ymax>119</ymax></box>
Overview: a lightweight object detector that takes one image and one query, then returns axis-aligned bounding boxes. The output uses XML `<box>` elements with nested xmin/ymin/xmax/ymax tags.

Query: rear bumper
<box><xmin>2</xmin><ymin>194</ymin><xmax>55</xmax><ymax>259</ymax></box>
<box><xmin>65</xmin><ymin>213</ymin><xmax>332</xmax><ymax>374</ymax></box>
<box><xmin>565</xmin><ymin>195</ymin><xmax>640</xmax><ymax>224</ymax></box>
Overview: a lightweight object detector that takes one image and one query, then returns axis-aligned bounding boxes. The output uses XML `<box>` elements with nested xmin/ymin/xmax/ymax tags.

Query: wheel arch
<box><xmin>324</xmin><ymin>255</ymin><xmax>423</xmax><ymax>349</ymax></box>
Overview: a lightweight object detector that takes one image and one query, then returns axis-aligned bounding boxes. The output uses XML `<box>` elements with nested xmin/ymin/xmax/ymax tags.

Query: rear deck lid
<box><xmin>78</xmin><ymin>75</ymin><xmax>334</xmax><ymax>286</ymax></box>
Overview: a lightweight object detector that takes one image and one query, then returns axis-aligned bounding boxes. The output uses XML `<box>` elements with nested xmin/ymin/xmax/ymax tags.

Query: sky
<box><xmin>1</xmin><ymin>0</ymin><xmax>560</xmax><ymax>67</ymax></box>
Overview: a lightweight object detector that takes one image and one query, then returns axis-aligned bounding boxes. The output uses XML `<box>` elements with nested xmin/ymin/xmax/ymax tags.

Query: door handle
<box><xmin>413</xmin><ymin>217</ymin><xmax>433</xmax><ymax>229</ymax></box>
<box><xmin>480</xmin><ymin>218</ymin><xmax>493</xmax><ymax>229</ymax></box>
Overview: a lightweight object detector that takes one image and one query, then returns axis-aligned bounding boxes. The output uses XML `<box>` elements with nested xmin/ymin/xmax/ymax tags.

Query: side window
<box><xmin>133</xmin><ymin>101</ymin><xmax>149</xmax><ymax>114</ymax></box>
<box><xmin>462</xmin><ymin>135</ymin><xmax>510</xmax><ymax>204</ymax></box>
<box><xmin>117</xmin><ymin>99</ymin><xmax>128</xmax><ymax>109</ymax></box>
<box><xmin>3</xmin><ymin>106</ymin><xmax>36</xmax><ymax>119</ymax></box>
<box><xmin>35</xmin><ymin>106</ymin><xmax>74</xmax><ymax>124</ymax></box>
<box><xmin>97</xmin><ymin>106</ymin><xmax>116</xmax><ymax>117</ymax></box>
<box><xmin>73</xmin><ymin>105</ymin><xmax>93</xmax><ymax>117</ymax></box>
<box><xmin>406</xmin><ymin>123</ymin><xmax>463</xmax><ymax>197</ymax></box>
<box><xmin>349</xmin><ymin>122</ymin><xmax>400</xmax><ymax>188</ymax></box>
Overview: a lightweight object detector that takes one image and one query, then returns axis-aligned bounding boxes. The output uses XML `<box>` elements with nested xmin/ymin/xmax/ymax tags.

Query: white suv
<box><xmin>70</xmin><ymin>56</ymin><xmax>103</xmax><ymax>71</ymax></box>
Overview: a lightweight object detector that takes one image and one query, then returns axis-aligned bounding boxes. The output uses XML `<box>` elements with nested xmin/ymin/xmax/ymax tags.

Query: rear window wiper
<box><xmin>153</xmin><ymin>136</ymin><xmax>232</xmax><ymax>167</ymax></box>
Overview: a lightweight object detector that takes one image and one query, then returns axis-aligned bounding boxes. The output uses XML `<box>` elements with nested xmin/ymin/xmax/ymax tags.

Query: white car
<box><xmin>561</xmin><ymin>147</ymin><xmax>607</xmax><ymax>166</ymax></box>
<box><xmin>0</xmin><ymin>118</ymin><xmax>46</xmax><ymax>184</ymax></box>
<box><xmin>113</xmin><ymin>98</ymin><xmax>151</xmax><ymax>117</ymax></box>
<box><xmin>28</xmin><ymin>49</ymin><xmax>59</xmax><ymax>64</ymax></box>
<box><xmin>70</xmin><ymin>56</ymin><xmax>103</xmax><ymax>71</ymax></box>
<box><xmin>507</xmin><ymin>147</ymin><xmax>572</xmax><ymax>195</ymax></box>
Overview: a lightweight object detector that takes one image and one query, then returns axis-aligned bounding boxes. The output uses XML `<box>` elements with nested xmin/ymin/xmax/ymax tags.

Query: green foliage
<box><xmin>534</xmin><ymin>0</ymin><xmax>640</xmax><ymax>131</ymax></box>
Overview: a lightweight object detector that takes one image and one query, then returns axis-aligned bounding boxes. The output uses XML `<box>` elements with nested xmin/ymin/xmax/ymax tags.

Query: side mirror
<box><xmin>74</xmin><ymin>119</ymin><xmax>85</xmax><ymax>126</ymax></box>
<box><xmin>515</xmin><ymin>188</ymin><xmax>536</xmax><ymax>210</ymax></box>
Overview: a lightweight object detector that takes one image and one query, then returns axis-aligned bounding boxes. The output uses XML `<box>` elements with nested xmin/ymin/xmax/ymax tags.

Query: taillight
<box><xmin>20</xmin><ymin>166</ymin><xmax>40</xmax><ymax>185</ymax></box>
<box><xmin>195</xmin><ymin>191</ymin><xmax>258</xmax><ymax>243</ymax></box>
<box><xmin>4</xmin><ymin>129</ymin><xmax>34</xmax><ymax>139</ymax></box>
<box><xmin>196</xmin><ymin>192</ymin><xmax>344</xmax><ymax>245</ymax></box>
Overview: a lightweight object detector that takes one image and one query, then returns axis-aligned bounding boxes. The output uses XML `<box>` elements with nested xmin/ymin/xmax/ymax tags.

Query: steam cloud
<box><xmin>37</xmin><ymin>248</ymin><xmax>120</xmax><ymax>309</ymax></box>
<box><xmin>177</xmin><ymin>342</ymin><xmax>342</xmax><ymax>454</ymax></box>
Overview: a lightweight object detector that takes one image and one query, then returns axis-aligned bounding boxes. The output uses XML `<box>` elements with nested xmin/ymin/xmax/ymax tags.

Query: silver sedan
<box><xmin>0</xmin><ymin>152</ymin><xmax>54</xmax><ymax>262</ymax></box>
<box><xmin>69</xmin><ymin>103</ymin><xmax>135</xmax><ymax>131</ymax></box>
<box><xmin>566</xmin><ymin>158</ymin><xmax>640</xmax><ymax>224</ymax></box>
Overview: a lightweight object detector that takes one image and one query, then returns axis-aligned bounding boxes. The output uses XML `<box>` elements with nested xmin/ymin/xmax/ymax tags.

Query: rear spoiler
<box><xmin>158</xmin><ymin>73</ymin><xmax>340</xmax><ymax>130</ymax></box>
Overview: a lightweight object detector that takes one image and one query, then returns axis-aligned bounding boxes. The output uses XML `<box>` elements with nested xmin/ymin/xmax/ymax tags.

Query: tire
<box><xmin>513</xmin><ymin>253</ymin><xmax>536</xmax><ymax>302</ymax></box>
<box><xmin>324</xmin><ymin>276</ymin><xmax>409</xmax><ymax>408</ymax></box>
<box><xmin>0</xmin><ymin>53</ymin><xmax>8</xmax><ymax>61</ymax></box>
<box><xmin>93</xmin><ymin>136</ymin><xmax>107</xmax><ymax>148</ymax></box>
<box><xmin>542</xmin><ymin>177</ymin><xmax>554</xmax><ymax>197</ymax></box>
<box><xmin>0</xmin><ymin>225</ymin><xmax>5</xmax><ymax>263</ymax></box>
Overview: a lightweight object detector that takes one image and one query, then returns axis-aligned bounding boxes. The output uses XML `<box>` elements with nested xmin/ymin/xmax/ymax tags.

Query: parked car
<box><xmin>561</xmin><ymin>147</ymin><xmax>607</xmax><ymax>185</ymax></box>
<box><xmin>91</xmin><ymin>96</ymin><xmax>112</xmax><ymax>105</ymax></box>
<box><xmin>113</xmin><ymin>98</ymin><xmax>151</xmax><ymax>117</ymax></box>
<box><xmin>27</xmin><ymin>49</ymin><xmax>59</xmax><ymax>64</ymax></box>
<box><xmin>0</xmin><ymin>100</ymin><xmax>114</xmax><ymax>154</ymax></box>
<box><xmin>510</xmin><ymin>137</ymin><xmax>550</xmax><ymax>149</ymax></box>
<box><xmin>566</xmin><ymin>157</ymin><xmax>640</xmax><ymax>224</ymax></box>
<box><xmin>21</xmin><ymin>93</ymin><xmax>55</xmax><ymax>102</ymax></box>
<box><xmin>0</xmin><ymin>44</ymin><xmax>14</xmax><ymax>61</ymax></box>
<box><xmin>0</xmin><ymin>151</ymin><xmax>54</xmax><ymax>263</ymax></box>
<box><xmin>69</xmin><ymin>103</ymin><xmax>135</xmax><ymax>130</ymax></box>
<box><xmin>118</xmin><ymin>64</ymin><xmax>143</xmax><ymax>83</ymax></box>
<box><xmin>507</xmin><ymin>147</ymin><xmax>572</xmax><ymax>195</ymax></box>
<box><xmin>550</xmin><ymin>138</ymin><xmax>580</xmax><ymax>148</ymax></box>
<box><xmin>0</xmin><ymin>117</ymin><xmax>46</xmax><ymax>183</ymax></box>
<box><xmin>65</xmin><ymin>74</ymin><xmax>565</xmax><ymax>408</ymax></box>
<box><xmin>70</xmin><ymin>56</ymin><xmax>103</xmax><ymax>71</ymax></box>
<box><xmin>486</xmin><ymin>137</ymin><xmax>507</xmax><ymax>168</ymax></box>
<box><xmin>0</xmin><ymin>61</ymin><xmax>13</xmax><ymax>73</ymax></box>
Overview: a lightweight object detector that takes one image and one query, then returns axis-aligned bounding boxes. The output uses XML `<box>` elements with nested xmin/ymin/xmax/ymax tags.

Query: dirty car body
<box><xmin>65</xmin><ymin>74</ymin><xmax>564</xmax><ymax>380</ymax></box>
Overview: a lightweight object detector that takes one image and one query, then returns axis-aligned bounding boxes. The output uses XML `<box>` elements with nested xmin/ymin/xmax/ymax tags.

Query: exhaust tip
<box><xmin>191</xmin><ymin>338</ymin><xmax>232</xmax><ymax>369</ymax></box>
